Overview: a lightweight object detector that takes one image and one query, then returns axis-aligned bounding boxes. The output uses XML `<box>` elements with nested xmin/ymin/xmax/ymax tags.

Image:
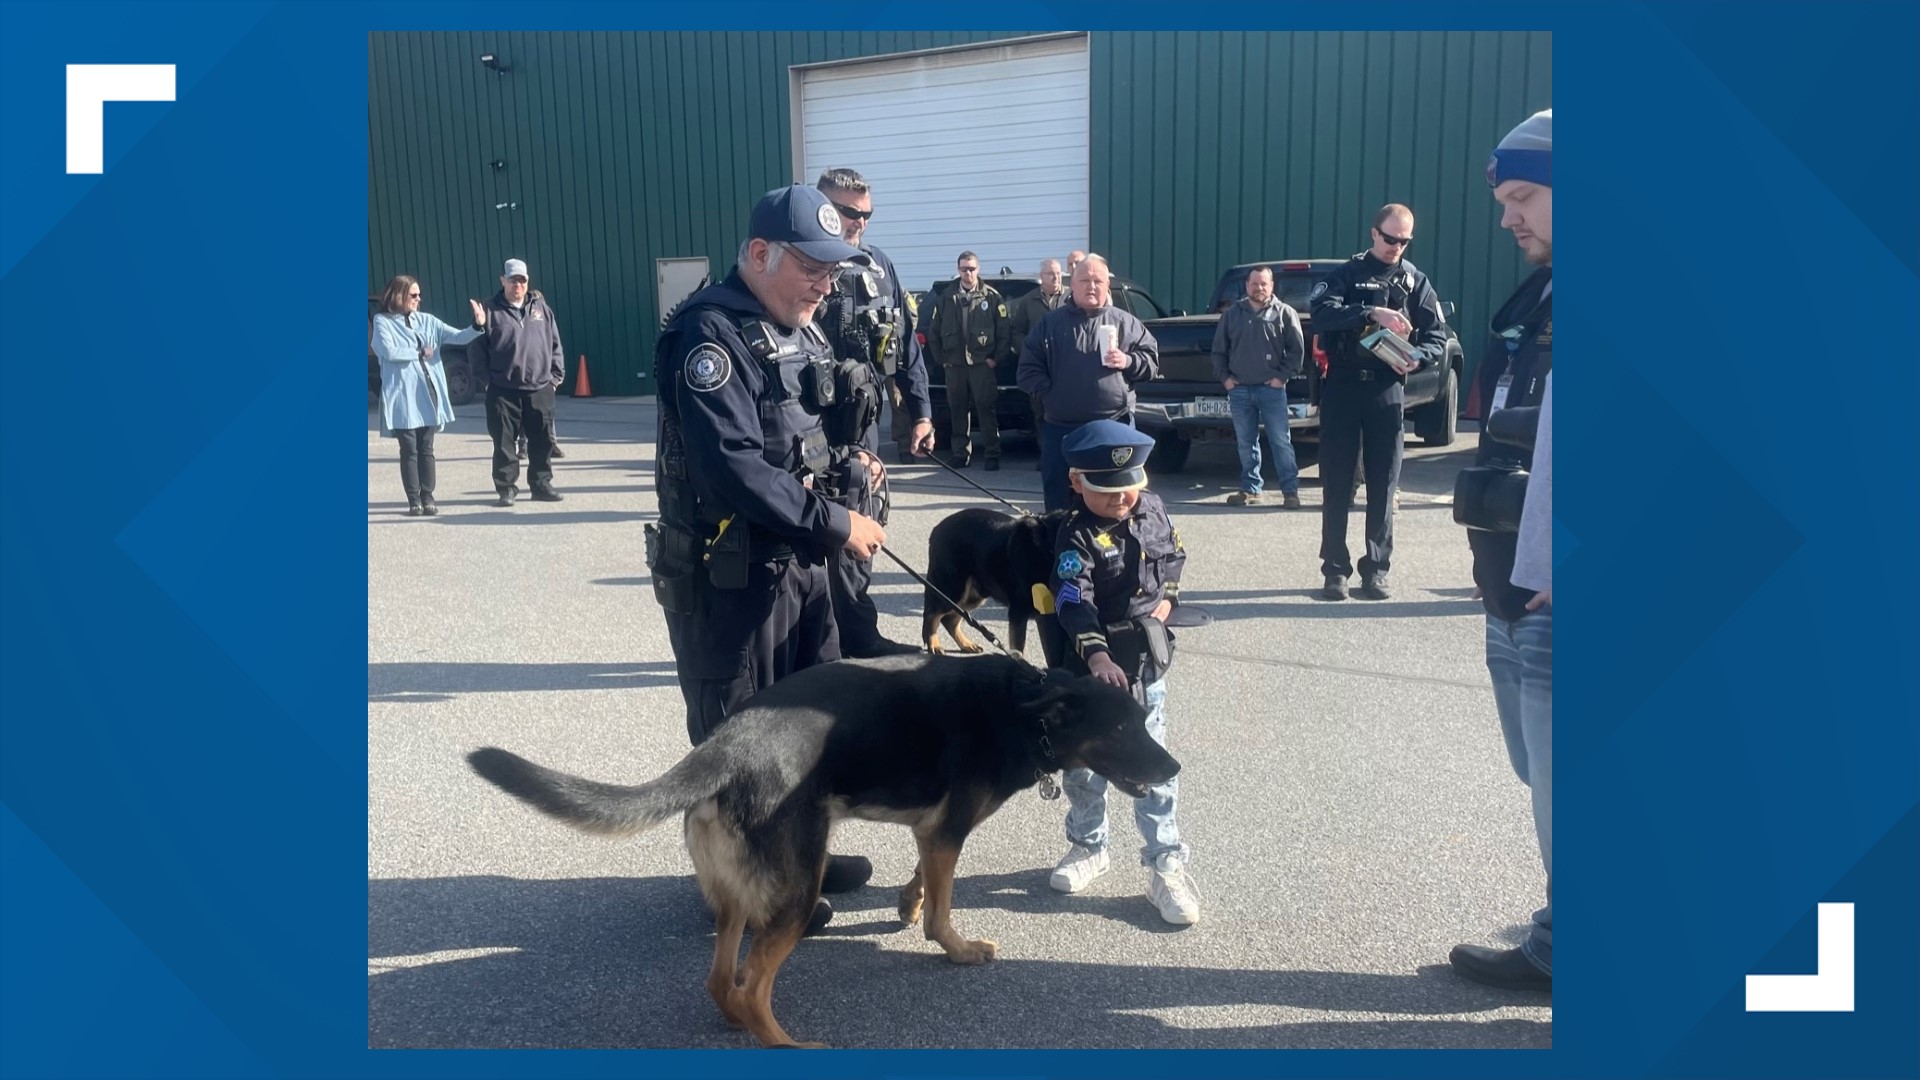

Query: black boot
<box><xmin>804</xmin><ymin>898</ymin><xmax>834</xmax><ymax>937</ymax></box>
<box><xmin>420</xmin><ymin>494</ymin><xmax>439</xmax><ymax>517</ymax></box>
<box><xmin>494</xmin><ymin>486</ymin><xmax>518</xmax><ymax>507</ymax></box>
<box><xmin>820</xmin><ymin>854</ymin><xmax>873</xmax><ymax>894</ymax></box>
<box><xmin>1449</xmin><ymin>943</ymin><xmax>1551</xmax><ymax>992</ymax></box>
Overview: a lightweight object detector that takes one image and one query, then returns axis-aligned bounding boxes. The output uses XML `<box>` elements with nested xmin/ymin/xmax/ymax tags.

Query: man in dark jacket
<box><xmin>1016</xmin><ymin>254</ymin><xmax>1160</xmax><ymax>512</ymax></box>
<box><xmin>1449</xmin><ymin>109</ymin><xmax>1554</xmax><ymax>994</ymax></box>
<box><xmin>1309</xmin><ymin>205</ymin><xmax>1450</xmax><ymax>599</ymax></box>
<box><xmin>472</xmin><ymin>258</ymin><xmax>566</xmax><ymax>506</ymax></box>
<box><xmin>925</xmin><ymin>252</ymin><xmax>1009</xmax><ymax>469</ymax></box>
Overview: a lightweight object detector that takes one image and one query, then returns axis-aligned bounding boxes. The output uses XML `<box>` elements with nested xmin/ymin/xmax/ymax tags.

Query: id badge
<box><xmin>1490</xmin><ymin>374</ymin><xmax>1514</xmax><ymax>413</ymax></box>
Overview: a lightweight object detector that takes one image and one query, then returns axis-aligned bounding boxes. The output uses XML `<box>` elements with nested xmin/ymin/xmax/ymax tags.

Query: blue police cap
<box><xmin>1063</xmin><ymin>420</ymin><xmax>1156</xmax><ymax>492</ymax></box>
<box><xmin>748</xmin><ymin>185</ymin><xmax>870</xmax><ymax>267</ymax></box>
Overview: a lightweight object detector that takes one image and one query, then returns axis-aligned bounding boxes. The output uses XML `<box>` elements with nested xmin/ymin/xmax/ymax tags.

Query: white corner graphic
<box><xmin>66</xmin><ymin>64</ymin><xmax>176</xmax><ymax>174</ymax></box>
<box><xmin>1745</xmin><ymin>902</ymin><xmax>1855</xmax><ymax>1012</ymax></box>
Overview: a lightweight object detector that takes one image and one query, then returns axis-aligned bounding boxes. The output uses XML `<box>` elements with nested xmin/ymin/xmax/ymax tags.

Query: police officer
<box><xmin>811</xmin><ymin>168</ymin><xmax>935</xmax><ymax>658</ymax></box>
<box><xmin>1309</xmin><ymin>204</ymin><xmax>1450</xmax><ymax>601</ymax></box>
<box><xmin>926</xmin><ymin>251</ymin><xmax>1010</xmax><ymax>469</ymax></box>
<box><xmin>646</xmin><ymin>184</ymin><xmax>887</xmax><ymax>926</ymax></box>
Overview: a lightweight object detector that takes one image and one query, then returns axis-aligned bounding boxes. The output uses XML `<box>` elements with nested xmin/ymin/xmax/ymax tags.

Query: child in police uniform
<box><xmin>1045</xmin><ymin>420</ymin><xmax>1199</xmax><ymax>925</ymax></box>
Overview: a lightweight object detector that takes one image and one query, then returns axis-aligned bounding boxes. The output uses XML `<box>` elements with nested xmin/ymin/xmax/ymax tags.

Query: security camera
<box><xmin>489</xmin><ymin>159</ymin><xmax>507</xmax><ymax>172</ymax></box>
<box><xmin>479</xmin><ymin>53</ymin><xmax>510</xmax><ymax>74</ymax></box>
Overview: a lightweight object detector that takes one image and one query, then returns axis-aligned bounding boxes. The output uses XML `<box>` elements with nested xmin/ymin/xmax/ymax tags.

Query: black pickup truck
<box><xmin>915</xmin><ymin>273</ymin><xmax>1181</xmax><ymax>447</ymax></box>
<box><xmin>1135</xmin><ymin>261</ymin><xmax>1463</xmax><ymax>471</ymax></box>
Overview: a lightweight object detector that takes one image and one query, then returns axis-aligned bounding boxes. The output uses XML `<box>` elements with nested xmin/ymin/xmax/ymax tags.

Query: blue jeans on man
<box><xmin>1485</xmin><ymin>609</ymin><xmax>1553</xmax><ymax>976</ymax></box>
<box><xmin>1229</xmin><ymin>384</ymin><xmax>1299</xmax><ymax>497</ymax></box>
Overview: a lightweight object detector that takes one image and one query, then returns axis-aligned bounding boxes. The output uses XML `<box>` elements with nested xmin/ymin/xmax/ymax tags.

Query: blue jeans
<box><xmin>1228</xmin><ymin>384</ymin><xmax>1299</xmax><ymax>495</ymax></box>
<box><xmin>1485</xmin><ymin>610</ymin><xmax>1552</xmax><ymax>974</ymax></box>
<box><xmin>1063</xmin><ymin>677</ymin><xmax>1187</xmax><ymax>867</ymax></box>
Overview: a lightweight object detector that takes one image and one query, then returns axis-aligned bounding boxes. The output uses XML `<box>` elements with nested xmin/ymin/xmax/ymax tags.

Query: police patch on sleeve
<box><xmin>1056</xmin><ymin>551</ymin><xmax>1085</xmax><ymax>578</ymax></box>
<box><xmin>1309</xmin><ymin>281</ymin><xmax>1329</xmax><ymax>302</ymax></box>
<box><xmin>1057</xmin><ymin>582</ymin><xmax>1083</xmax><ymax>606</ymax></box>
<box><xmin>684</xmin><ymin>343</ymin><xmax>731</xmax><ymax>392</ymax></box>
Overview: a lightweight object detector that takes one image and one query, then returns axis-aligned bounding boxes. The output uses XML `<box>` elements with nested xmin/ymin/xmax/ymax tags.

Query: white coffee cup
<box><xmin>1099</xmin><ymin>324</ymin><xmax>1117</xmax><ymax>355</ymax></box>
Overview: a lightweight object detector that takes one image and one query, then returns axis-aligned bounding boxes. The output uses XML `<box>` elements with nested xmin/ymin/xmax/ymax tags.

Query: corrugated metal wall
<box><xmin>370</xmin><ymin>30</ymin><xmax>1549</xmax><ymax>395</ymax></box>
<box><xmin>1094</xmin><ymin>30</ymin><xmax>1551</xmax><ymax>357</ymax></box>
<box><xmin>369</xmin><ymin>31</ymin><xmax>1025</xmax><ymax>396</ymax></box>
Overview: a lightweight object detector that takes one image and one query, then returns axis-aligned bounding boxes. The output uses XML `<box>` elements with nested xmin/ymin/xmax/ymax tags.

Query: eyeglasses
<box><xmin>1377</xmin><ymin>230</ymin><xmax>1413</xmax><ymax>247</ymax></box>
<box><xmin>778</xmin><ymin>243</ymin><xmax>840</xmax><ymax>284</ymax></box>
<box><xmin>957</xmin><ymin>265</ymin><xmax>979</xmax><ymax>274</ymax></box>
<box><xmin>832</xmin><ymin>202</ymin><xmax>872</xmax><ymax>221</ymax></box>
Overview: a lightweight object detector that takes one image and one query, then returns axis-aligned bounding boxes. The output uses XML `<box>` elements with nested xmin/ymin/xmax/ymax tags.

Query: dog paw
<box><xmin>898</xmin><ymin>892</ymin><xmax>924</xmax><ymax>926</ymax></box>
<box><xmin>958</xmin><ymin>642</ymin><xmax>985</xmax><ymax>654</ymax></box>
<box><xmin>943</xmin><ymin>937</ymin><xmax>998</xmax><ymax>965</ymax></box>
<box><xmin>782</xmin><ymin>1041</ymin><xmax>830</xmax><ymax>1050</ymax></box>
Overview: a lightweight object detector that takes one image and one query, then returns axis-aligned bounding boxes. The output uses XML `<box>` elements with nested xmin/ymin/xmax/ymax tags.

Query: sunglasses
<box><xmin>957</xmin><ymin>265</ymin><xmax>979</xmax><ymax>273</ymax></box>
<box><xmin>1377</xmin><ymin>230</ymin><xmax>1413</xmax><ymax>247</ymax></box>
<box><xmin>832</xmin><ymin>202</ymin><xmax>873</xmax><ymax>221</ymax></box>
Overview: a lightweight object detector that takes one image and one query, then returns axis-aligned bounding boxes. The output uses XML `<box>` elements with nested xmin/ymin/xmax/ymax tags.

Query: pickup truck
<box><xmin>1135</xmin><ymin>260</ymin><xmax>1463</xmax><ymax>472</ymax></box>
<box><xmin>915</xmin><ymin>273</ymin><xmax>1181</xmax><ymax>447</ymax></box>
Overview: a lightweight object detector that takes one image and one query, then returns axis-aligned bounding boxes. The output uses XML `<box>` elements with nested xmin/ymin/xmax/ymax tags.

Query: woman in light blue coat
<box><xmin>370</xmin><ymin>275</ymin><xmax>473</xmax><ymax>515</ymax></box>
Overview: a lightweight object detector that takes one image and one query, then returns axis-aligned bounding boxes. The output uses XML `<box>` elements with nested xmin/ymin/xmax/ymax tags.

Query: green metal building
<box><xmin>370</xmin><ymin>31</ymin><xmax>1549</xmax><ymax>396</ymax></box>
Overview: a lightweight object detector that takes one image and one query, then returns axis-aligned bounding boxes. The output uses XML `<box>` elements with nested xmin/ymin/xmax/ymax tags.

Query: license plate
<box><xmin>1194</xmin><ymin>397</ymin><xmax>1232</xmax><ymax>418</ymax></box>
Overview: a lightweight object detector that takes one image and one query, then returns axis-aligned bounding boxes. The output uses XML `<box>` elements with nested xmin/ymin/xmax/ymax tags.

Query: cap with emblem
<box><xmin>502</xmin><ymin>258</ymin><xmax>529</xmax><ymax>280</ymax></box>
<box><xmin>749</xmin><ymin>185</ymin><xmax>871</xmax><ymax>267</ymax></box>
<box><xmin>1063</xmin><ymin>419</ymin><xmax>1156</xmax><ymax>493</ymax></box>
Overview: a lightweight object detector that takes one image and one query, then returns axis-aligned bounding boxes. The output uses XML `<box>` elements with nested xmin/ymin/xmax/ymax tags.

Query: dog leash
<box><xmin>896</xmin><ymin>450</ymin><xmax>1040</xmax><ymax>519</ymax></box>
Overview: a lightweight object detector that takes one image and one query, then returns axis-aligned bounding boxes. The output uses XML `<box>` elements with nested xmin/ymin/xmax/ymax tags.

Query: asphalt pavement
<box><xmin>367</xmin><ymin>396</ymin><xmax>1552</xmax><ymax>1050</ymax></box>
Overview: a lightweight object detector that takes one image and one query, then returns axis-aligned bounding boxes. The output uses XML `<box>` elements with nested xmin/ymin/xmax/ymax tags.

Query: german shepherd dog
<box><xmin>467</xmin><ymin>652</ymin><xmax>1179</xmax><ymax>1049</ymax></box>
<box><xmin>921</xmin><ymin>507</ymin><xmax>1072</xmax><ymax>659</ymax></box>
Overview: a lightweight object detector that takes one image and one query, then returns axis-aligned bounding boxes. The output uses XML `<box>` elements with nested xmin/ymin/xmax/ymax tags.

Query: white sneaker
<box><xmin>1049</xmin><ymin>844</ymin><xmax>1110</xmax><ymax>893</ymax></box>
<box><xmin>1147</xmin><ymin>853</ymin><xmax>1201</xmax><ymax>925</ymax></box>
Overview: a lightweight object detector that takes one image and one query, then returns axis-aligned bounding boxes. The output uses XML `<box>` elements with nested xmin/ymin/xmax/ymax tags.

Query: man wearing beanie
<box><xmin>1451</xmin><ymin>108</ymin><xmax>1554</xmax><ymax>993</ymax></box>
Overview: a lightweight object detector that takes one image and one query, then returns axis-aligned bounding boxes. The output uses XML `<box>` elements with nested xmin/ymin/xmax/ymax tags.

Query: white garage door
<box><xmin>795</xmin><ymin>34</ymin><xmax>1089</xmax><ymax>291</ymax></box>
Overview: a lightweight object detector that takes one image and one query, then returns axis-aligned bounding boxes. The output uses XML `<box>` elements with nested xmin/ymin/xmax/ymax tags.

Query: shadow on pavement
<box><xmin>368</xmin><ymin>874</ymin><xmax>1550</xmax><ymax>1050</ymax></box>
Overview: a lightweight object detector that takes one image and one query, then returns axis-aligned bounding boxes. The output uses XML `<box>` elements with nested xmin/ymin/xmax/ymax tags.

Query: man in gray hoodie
<box><xmin>1211</xmin><ymin>265</ymin><xmax>1305</xmax><ymax>508</ymax></box>
<box><xmin>472</xmin><ymin>258</ymin><xmax>566</xmax><ymax>506</ymax></box>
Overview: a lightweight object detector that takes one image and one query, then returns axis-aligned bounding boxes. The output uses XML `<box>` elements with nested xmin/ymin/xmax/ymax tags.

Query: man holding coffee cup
<box><xmin>1017</xmin><ymin>253</ymin><xmax>1161</xmax><ymax>513</ymax></box>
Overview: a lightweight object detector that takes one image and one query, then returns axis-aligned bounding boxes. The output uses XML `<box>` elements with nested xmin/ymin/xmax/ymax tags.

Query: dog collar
<box><xmin>1032</xmin><ymin>730</ymin><xmax>1062</xmax><ymax>800</ymax></box>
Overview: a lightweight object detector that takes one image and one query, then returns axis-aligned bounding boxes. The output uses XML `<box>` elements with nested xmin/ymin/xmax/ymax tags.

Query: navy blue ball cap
<box><xmin>748</xmin><ymin>184</ymin><xmax>870</xmax><ymax>267</ymax></box>
<box><xmin>1063</xmin><ymin>419</ymin><xmax>1156</xmax><ymax>492</ymax></box>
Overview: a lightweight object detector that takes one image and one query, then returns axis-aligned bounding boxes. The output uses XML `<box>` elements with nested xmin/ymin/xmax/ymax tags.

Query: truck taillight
<box><xmin>1282</xmin><ymin>262</ymin><xmax>1312</xmax><ymax>272</ymax></box>
<box><xmin>915</xmin><ymin>332</ymin><xmax>927</xmax><ymax>347</ymax></box>
<box><xmin>1312</xmin><ymin>334</ymin><xmax>1328</xmax><ymax>375</ymax></box>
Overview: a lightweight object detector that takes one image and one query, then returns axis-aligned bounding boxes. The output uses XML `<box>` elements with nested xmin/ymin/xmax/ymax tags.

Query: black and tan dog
<box><xmin>921</xmin><ymin>507</ymin><xmax>1071</xmax><ymax>659</ymax></box>
<box><xmin>467</xmin><ymin>652</ymin><xmax>1178</xmax><ymax>1049</ymax></box>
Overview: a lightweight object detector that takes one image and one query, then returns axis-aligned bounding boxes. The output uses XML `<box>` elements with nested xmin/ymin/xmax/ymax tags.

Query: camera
<box><xmin>1452</xmin><ymin>405</ymin><xmax>1540</xmax><ymax>533</ymax></box>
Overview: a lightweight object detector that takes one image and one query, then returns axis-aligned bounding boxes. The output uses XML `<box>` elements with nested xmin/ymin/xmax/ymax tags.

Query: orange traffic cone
<box><xmin>572</xmin><ymin>354</ymin><xmax>592</xmax><ymax>398</ymax></box>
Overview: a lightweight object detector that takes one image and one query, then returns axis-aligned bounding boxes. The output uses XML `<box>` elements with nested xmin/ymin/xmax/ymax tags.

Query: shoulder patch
<box><xmin>1055</xmin><ymin>550</ymin><xmax>1085</xmax><ymax>579</ymax></box>
<box><xmin>684</xmin><ymin>343</ymin><xmax>731</xmax><ymax>393</ymax></box>
<box><xmin>997</xmin><ymin>303</ymin><xmax>1008</xmax><ymax>317</ymax></box>
<box><xmin>1057</xmin><ymin>582</ymin><xmax>1084</xmax><ymax>606</ymax></box>
<box><xmin>1309</xmin><ymin>281</ymin><xmax>1329</xmax><ymax>302</ymax></box>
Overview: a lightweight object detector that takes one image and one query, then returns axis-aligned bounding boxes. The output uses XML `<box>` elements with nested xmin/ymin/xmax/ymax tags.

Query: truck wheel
<box><xmin>1148</xmin><ymin>431</ymin><xmax>1192</xmax><ymax>474</ymax></box>
<box><xmin>446</xmin><ymin>357</ymin><xmax>477</xmax><ymax>407</ymax></box>
<box><xmin>1417</xmin><ymin>366</ymin><xmax>1459</xmax><ymax>447</ymax></box>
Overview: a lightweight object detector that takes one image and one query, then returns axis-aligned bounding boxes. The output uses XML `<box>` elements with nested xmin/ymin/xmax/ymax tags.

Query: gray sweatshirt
<box><xmin>1210</xmin><ymin>296</ymin><xmax>1305</xmax><ymax>384</ymax></box>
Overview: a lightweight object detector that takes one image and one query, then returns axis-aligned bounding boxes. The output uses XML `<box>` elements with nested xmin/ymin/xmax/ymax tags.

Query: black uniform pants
<box><xmin>665</xmin><ymin>557</ymin><xmax>841</xmax><ymax>746</ymax></box>
<box><xmin>393</xmin><ymin>427</ymin><xmax>437</xmax><ymax>502</ymax></box>
<box><xmin>828</xmin><ymin>430</ymin><xmax>892</xmax><ymax>655</ymax></box>
<box><xmin>486</xmin><ymin>385</ymin><xmax>556</xmax><ymax>493</ymax></box>
<box><xmin>1318</xmin><ymin>378</ymin><xmax>1404</xmax><ymax>579</ymax></box>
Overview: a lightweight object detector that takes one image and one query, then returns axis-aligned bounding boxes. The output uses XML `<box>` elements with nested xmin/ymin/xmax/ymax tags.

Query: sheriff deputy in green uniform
<box><xmin>925</xmin><ymin>250</ymin><xmax>1010</xmax><ymax>470</ymax></box>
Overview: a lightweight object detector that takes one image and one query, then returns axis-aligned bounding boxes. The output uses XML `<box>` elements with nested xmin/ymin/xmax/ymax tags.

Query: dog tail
<box><xmin>467</xmin><ymin>747</ymin><xmax>718</xmax><ymax>837</ymax></box>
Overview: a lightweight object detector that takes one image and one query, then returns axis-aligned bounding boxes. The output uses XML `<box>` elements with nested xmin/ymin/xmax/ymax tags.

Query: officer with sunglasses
<box><xmin>1309</xmin><ymin>203</ymin><xmax>1450</xmax><ymax>601</ymax></box>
